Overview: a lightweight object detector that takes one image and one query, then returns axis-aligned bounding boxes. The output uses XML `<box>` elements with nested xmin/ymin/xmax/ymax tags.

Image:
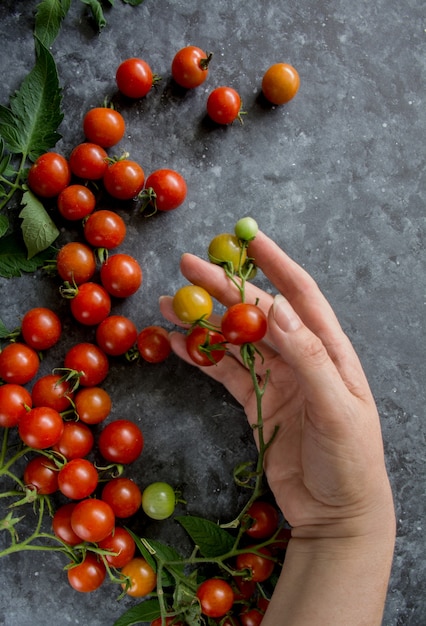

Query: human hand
<box><xmin>159</xmin><ymin>230</ymin><xmax>394</xmax><ymax>540</ymax></box>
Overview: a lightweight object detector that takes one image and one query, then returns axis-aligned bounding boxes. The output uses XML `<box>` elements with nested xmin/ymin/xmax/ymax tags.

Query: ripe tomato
<box><xmin>0</xmin><ymin>342</ymin><xmax>39</xmax><ymax>385</ymax></box>
<box><xmin>21</xmin><ymin>307</ymin><xmax>62</xmax><ymax>350</ymax></box>
<box><xmin>31</xmin><ymin>373</ymin><xmax>74</xmax><ymax>412</ymax></box>
<box><xmin>69</xmin><ymin>282</ymin><xmax>111</xmax><ymax>326</ymax></box>
<box><xmin>69</xmin><ymin>142</ymin><xmax>108</xmax><ymax>180</ymax></box>
<box><xmin>233</xmin><ymin>576</ymin><xmax>256</xmax><ymax>601</ymax></box>
<box><xmin>98</xmin><ymin>526</ymin><xmax>136</xmax><ymax>567</ymax></box>
<box><xmin>83</xmin><ymin>209</ymin><xmax>126</xmax><ymax>249</ymax></box>
<box><xmin>261</xmin><ymin>63</ymin><xmax>300</xmax><ymax>105</ymax></box>
<box><xmin>64</xmin><ymin>342</ymin><xmax>109</xmax><ymax>387</ymax></box>
<box><xmin>67</xmin><ymin>553</ymin><xmax>106</xmax><ymax>592</ymax></box>
<box><xmin>171</xmin><ymin>46</ymin><xmax>212</xmax><ymax>88</ymax></box>
<box><xmin>143</xmin><ymin>169</ymin><xmax>187</xmax><ymax>212</ymax></box>
<box><xmin>96</xmin><ymin>315</ymin><xmax>138</xmax><ymax>356</ymax></box>
<box><xmin>71</xmin><ymin>498</ymin><xmax>115</xmax><ymax>543</ymax></box>
<box><xmin>208</xmin><ymin>233</ymin><xmax>247</xmax><ymax>271</ymax></box>
<box><xmin>120</xmin><ymin>557</ymin><xmax>156</xmax><ymax>597</ymax></box>
<box><xmin>52</xmin><ymin>502</ymin><xmax>82</xmax><ymax>545</ymax></box>
<box><xmin>58</xmin><ymin>458</ymin><xmax>98</xmax><ymax>499</ymax></box>
<box><xmin>207</xmin><ymin>86</ymin><xmax>242</xmax><ymax>125</ymax></box>
<box><xmin>221</xmin><ymin>303</ymin><xmax>267</xmax><ymax>345</ymax></box>
<box><xmin>172</xmin><ymin>285</ymin><xmax>213</xmax><ymax>323</ymax></box>
<box><xmin>116</xmin><ymin>58</ymin><xmax>155</xmax><ymax>98</ymax></box>
<box><xmin>100</xmin><ymin>253</ymin><xmax>142</xmax><ymax>298</ymax></box>
<box><xmin>0</xmin><ymin>383</ymin><xmax>32</xmax><ymax>427</ymax></box>
<box><xmin>27</xmin><ymin>152</ymin><xmax>71</xmax><ymax>198</ymax></box>
<box><xmin>83</xmin><ymin>107</ymin><xmax>125</xmax><ymax>148</ymax></box>
<box><xmin>142</xmin><ymin>482</ymin><xmax>175</xmax><ymax>520</ymax></box>
<box><xmin>196</xmin><ymin>578</ymin><xmax>234</xmax><ymax>618</ymax></box>
<box><xmin>23</xmin><ymin>455</ymin><xmax>58</xmax><ymax>494</ymax></box>
<box><xmin>136</xmin><ymin>326</ymin><xmax>171</xmax><ymax>363</ymax></box>
<box><xmin>150</xmin><ymin>618</ymin><xmax>185</xmax><ymax>626</ymax></box>
<box><xmin>18</xmin><ymin>406</ymin><xmax>64</xmax><ymax>449</ymax></box>
<box><xmin>52</xmin><ymin>421</ymin><xmax>94</xmax><ymax>460</ymax></box>
<box><xmin>74</xmin><ymin>386</ymin><xmax>111</xmax><ymax>425</ymax></box>
<box><xmin>56</xmin><ymin>241</ymin><xmax>96</xmax><ymax>285</ymax></box>
<box><xmin>236</xmin><ymin>547</ymin><xmax>275</xmax><ymax>582</ymax></box>
<box><xmin>102</xmin><ymin>477</ymin><xmax>142</xmax><ymax>518</ymax></box>
<box><xmin>103</xmin><ymin>160</ymin><xmax>145</xmax><ymax>200</ymax></box>
<box><xmin>57</xmin><ymin>184</ymin><xmax>96</xmax><ymax>221</ymax></box>
<box><xmin>98</xmin><ymin>419</ymin><xmax>144</xmax><ymax>464</ymax></box>
<box><xmin>239</xmin><ymin>608</ymin><xmax>264</xmax><ymax>626</ymax></box>
<box><xmin>185</xmin><ymin>326</ymin><xmax>226</xmax><ymax>366</ymax></box>
<box><xmin>244</xmin><ymin>501</ymin><xmax>279</xmax><ymax>540</ymax></box>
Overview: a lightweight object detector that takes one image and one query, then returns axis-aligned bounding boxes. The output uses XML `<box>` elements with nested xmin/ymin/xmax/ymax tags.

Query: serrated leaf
<box><xmin>80</xmin><ymin>0</ymin><xmax>107</xmax><ymax>30</ymax></box>
<box><xmin>19</xmin><ymin>189</ymin><xmax>59</xmax><ymax>258</ymax></box>
<box><xmin>176</xmin><ymin>516</ymin><xmax>235</xmax><ymax>558</ymax></box>
<box><xmin>35</xmin><ymin>0</ymin><xmax>72</xmax><ymax>48</ymax></box>
<box><xmin>0</xmin><ymin>39</ymin><xmax>63</xmax><ymax>161</ymax></box>
<box><xmin>0</xmin><ymin>215</ymin><xmax>9</xmax><ymax>238</ymax></box>
<box><xmin>0</xmin><ymin>232</ymin><xmax>56</xmax><ymax>278</ymax></box>
<box><xmin>0</xmin><ymin>318</ymin><xmax>11</xmax><ymax>338</ymax></box>
<box><xmin>112</xmin><ymin>598</ymin><xmax>161</xmax><ymax>626</ymax></box>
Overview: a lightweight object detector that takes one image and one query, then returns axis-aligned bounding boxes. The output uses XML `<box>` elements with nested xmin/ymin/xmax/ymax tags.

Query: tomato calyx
<box><xmin>199</xmin><ymin>51</ymin><xmax>213</xmax><ymax>71</ymax></box>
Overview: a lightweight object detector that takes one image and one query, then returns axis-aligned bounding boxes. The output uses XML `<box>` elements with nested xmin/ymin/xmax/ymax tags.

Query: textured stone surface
<box><xmin>0</xmin><ymin>1</ymin><xmax>424</xmax><ymax>625</ymax></box>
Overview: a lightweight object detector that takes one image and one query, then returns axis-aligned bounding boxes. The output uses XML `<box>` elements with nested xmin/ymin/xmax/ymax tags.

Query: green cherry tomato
<box><xmin>172</xmin><ymin>285</ymin><xmax>213</xmax><ymax>323</ymax></box>
<box><xmin>142</xmin><ymin>481</ymin><xmax>176</xmax><ymax>520</ymax></box>
<box><xmin>234</xmin><ymin>217</ymin><xmax>259</xmax><ymax>242</ymax></box>
<box><xmin>208</xmin><ymin>233</ymin><xmax>247</xmax><ymax>271</ymax></box>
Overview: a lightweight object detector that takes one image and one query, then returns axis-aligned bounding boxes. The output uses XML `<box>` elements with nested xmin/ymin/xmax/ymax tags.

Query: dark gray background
<box><xmin>0</xmin><ymin>1</ymin><xmax>424</xmax><ymax>624</ymax></box>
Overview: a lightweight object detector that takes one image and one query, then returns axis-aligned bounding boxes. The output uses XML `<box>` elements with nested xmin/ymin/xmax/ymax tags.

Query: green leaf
<box><xmin>80</xmin><ymin>0</ymin><xmax>107</xmax><ymax>30</ymax></box>
<box><xmin>0</xmin><ymin>232</ymin><xmax>56</xmax><ymax>278</ymax></box>
<box><xmin>35</xmin><ymin>0</ymin><xmax>72</xmax><ymax>48</ymax></box>
<box><xmin>176</xmin><ymin>515</ymin><xmax>235</xmax><ymax>558</ymax></box>
<box><xmin>112</xmin><ymin>598</ymin><xmax>161</xmax><ymax>626</ymax></box>
<box><xmin>0</xmin><ymin>39</ymin><xmax>63</xmax><ymax>161</ymax></box>
<box><xmin>19</xmin><ymin>189</ymin><xmax>59</xmax><ymax>258</ymax></box>
<box><xmin>0</xmin><ymin>318</ymin><xmax>11</xmax><ymax>338</ymax></box>
<box><xmin>0</xmin><ymin>215</ymin><xmax>9</xmax><ymax>238</ymax></box>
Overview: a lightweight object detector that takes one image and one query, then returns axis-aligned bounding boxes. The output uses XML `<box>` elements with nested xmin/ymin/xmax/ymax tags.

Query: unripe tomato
<box><xmin>120</xmin><ymin>557</ymin><xmax>156</xmax><ymax>597</ymax></box>
<box><xmin>142</xmin><ymin>482</ymin><xmax>176</xmax><ymax>520</ymax></box>
<box><xmin>172</xmin><ymin>285</ymin><xmax>213</xmax><ymax>323</ymax></box>
<box><xmin>208</xmin><ymin>233</ymin><xmax>247</xmax><ymax>271</ymax></box>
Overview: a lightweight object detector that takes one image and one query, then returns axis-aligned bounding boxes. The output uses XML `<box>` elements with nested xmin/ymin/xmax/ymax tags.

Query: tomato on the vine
<box><xmin>57</xmin><ymin>184</ymin><xmax>96</xmax><ymax>221</ymax></box>
<box><xmin>23</xmin><ymin>455</ymin><xmax>58</xmax><ymax>495</ymax></box>
<box><xmin>143</xmin><ymin>168</ymin><xmax>187</xmax><ymax>212</ymax></box>
<box><xmin>142</xmin><ymin>481</ymin><xmax>175</xmax><ymax>520</ymax></box>
<box><xmin>208</xmin><ymin>233</ymin><xmax>247</xmax><ymax>271</ymax></box>
<box><xmin>207</xmin><ymin>86</ymin><xmax>242</xmax><ymax>125</ymax></box>
<box><xmin>83</xmin><ymin>209</ymin><xmax>126</xmax><ymax>249</ymax></box>
<box><xmin>83</xmin><ymin>107</ymin><xmax>125</xmax><ymax>148</ymax></box>
<box><xmin>101</xmin><ymin>477</ymin><xmax>142</xmax><ymax>518</ymax></box>
<box><xmin>69</xmin><ymin>282</ymin><xmax>111</xmax><ymax>326</ymax></box>
<box><xmin>52</xmin><ymin>502</ymin><xmax>82</xmax><ymax>546</ymax></box>
<box><xmin>221</xmin><ymin>303</ymin><xmax>267</xmax><ymax>345</ymax></box>
<box><xmin>116</xmin><ymin>58</ymin><xmax>156</xmax><ymax>98</ymax></box>
<box><xmin>58</xmin><ymin>458</ymin><xmax>98</xmax><ymax>499</ymax></box>
<box><xmin>236</xmin><ymin>546</ymin><xmax>275</xmax><ymax>582</ymax></box>
<box><xmin>244</xmin><ymin>500</ymin><xmax>279</xmax><ymax>539</ymax></box>
<box><xmin>0</xmin><ymin>342</ymin><xmax>39</xmax><ymax>385</ymax></box>
<box><xmin>70</xmin><ymin>498</ymin><xmax>115</xmax><ymax>543</ymax></box>
<box><xmin>98</xmin><ymin>526</ymin><xmax>136</xmax><ymax>567</ymax></box>
<box><xmin>100</xmin><ymin>253</ymin><xmax>143</xmax><ymax>298</ymax></box>
<box><xmin>234</xmin><ymin>217</ymin><xmax>259</xmax><ymax>242</ymax></box>
<box><xmin>186</xmin><ymin>326</ymin><xmax>226</xmax><ymax>366</ymax></box>
<box><xmin>27</xmin><ymin>152</ymin><xmax>71</xmax><ymax>198</ymax></box>
<box><xmin>136</xmin><ymin>325</ymin><xmax>171</xmax><ymax>363</ymax></box>
<box><xmin>96</xmin><ymin>315</ymin><xmax>138</xmax><ymax>356</ymax></box>
<box><xmin>18</xmin><ymin>406</ymin><xmax>64</xmax><ymax>449</ymax></box>
<box><xmin>150</xmin><ymin>618</ymin><xmax>185</xmax><ymax>626</ymax></box>
<box><xmin>31</xmin><ymin>374</ymin><xmax>74</xmax><ymax>412</ymax></box>
<box><xmin>69</xmin><ymin>142</ymin><xmax>108</xmax><ymax>180</ymax></box>
<box><xmin>67</xmin><ymin>553</ymin><xmax>106</xmax><ymax>593</ymax></box>
<box><xmin>98</xmin><ymin>419</ymin><xmax>144</xmax><ymax>464</ymax></box>
<box><xmin>56</xmin><ymin>241</ymin><xmax>96</xmax><ymax>285</ymax></box>
<box><xmin>21</xmin><ymin>307</ymin><xmax>62</xmax><ymax>350</ymax></box>
<box><xmin>103</xmin><ymin>159</ymin><xmax>145</xmax><ymax>200</ymax></box>
<box><xmin>239</xmin><ymin>608</ymin><xmax>264</xmax><ymax>626</ymax></box>
<box><xmin>74</xmin><ymin>386</ymin><xmax>111</xmax><ymax>424</ymax></box>
<box><xmin>64</xmin><ymin>342</ymin><xmax>109</xmax><ymax>387</ymax></box>
<box><xmin>261</xmin><ymin>62</ymin><xmax>300</xmax><ymax>105</ymax></box>
<box><xmin>172</xmin><ymin>285</ymin><xmax>213</xmax><ymax>323</ymax></box>
<box><xmin>171</xmin><ymin>45</ymin><xmax>212</xmax><ymax>88</ymax></box>
<box><xmin>196</xmin><ymin>578</ymin><xmax>234</xmax><ymax>618</ymax></box>
<box><xmin>52</xmin><ymin>421</ymin><xmax>94</xmax><ymax>460</ymax></box>
<box><xmin>0</xmin><ymin>383</ymin><xmax>32</xmax><ymax>428</ymax></box>
<box><xmin>120</xmin><ymin>557</ymin><xmax>156</xmax><ymax>597</ymax></box>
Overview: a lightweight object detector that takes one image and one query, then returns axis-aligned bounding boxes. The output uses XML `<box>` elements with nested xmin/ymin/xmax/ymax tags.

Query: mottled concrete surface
<box><xmin>0</xmin><ymin>1</ymin><xmax>424</xmax><ymax>624</ymax></box>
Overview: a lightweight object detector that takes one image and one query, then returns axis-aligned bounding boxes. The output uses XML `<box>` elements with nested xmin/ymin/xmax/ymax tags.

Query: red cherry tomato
<box><xmin>83</xmin><ymin>107</ymin><xmax>125</xmax><ymax>148</ymax></box>
<box><xmin>57</xmin><ymin>184</ymin><xmax>96</xmax><ymax>221</ymax></box>
<box><xmin>23</xmin><ymin>455</ymin><xmax>58</xmax><ymax>494</ymax></box>
<box><xmin>221</xmin><ymin>303</ymin><xmax>267</xmax><ymax>345</ymax></box>
<box><xmin>101</xmin><ymin>477</ymin><xmax>142</xmax><ymax>518</ymax></box>
<box><xmin>171</xmin><ymin>46</ymin><xmax>211</xmax><ymax>88</ymax></box>
<box><xmin>69</xmin><ymin>282</ymin><xmax>112</xmax><ymax>326</ymax></box>
<box><xmin>103</xmin><ymin>160</ymin><xmax>145</xmax><ymax>200</ymax></box>
<box><xmin>56</xmin><ymin>241</ymin><xmax>96</xmax><ymax>285</ymax></box>
<box><xmin>136</xmin><ymin>326</ymin><xmax>171</xmax><ymax>363</ymax></box>
<box><xmin>185</xmin><ymin>326</ymin><xmax>226</xmax><ymax>366</ymax></box>
<box><xmin>207</xmin><ymin>86</ymin><xmax>242</xmax><ymax>125</ymax></box>
<box><xmin>0</xmin><ymin>383</ymin><xmax>32</xmax><ymax>427</ymax></box>
<box><xmin>70</xmin><ymin>498</ymin><xmax>115</xmax><ymax>543</ymax></box>
<box><xmin>21</xmin><ymin>307</ymin><xmax>62</xmax><ymax>350</ymax></box>
<box><xmin>98</xmin><ymin>526</ymin><xmax>136</xmax><ymax>567</ymax></box>
<box><xmin>0</xmin><ymin>342</ymin><xmax>40</xmax><ymax>385</ymax></box>
<box><xmin>67</xmin><ymin>553</ymin><xmax>106</xmax><ymax>592</ymax></box>
<box><xmin>96</xmin><ymin>315</ymin><xmax>138</xmax><ymax>356</ymax></box>
<box><xmin>116</xmin><ymin>58</ymin><xmax>155</xmax><ymax>98</ymax></box>
<box><xmin>52</xmin><ymin>502</ymin><xmax>82</xmax><ymax>545</ymax></box>
<box><xmin>98</xmin><ymin>419</ymin><xmax>144</xmax><ymax>464</ymax></box>
<box><xmin>74</xmin><ymin>386</ymin><xmax>111</xmax><ymax>425</ymax></box>
<box><xmin>18</xmin><ymin>406</ymin><xmax>64</xmax><ymax>449</ymax></box>
<box><xmin>58</xmin><ymin>458</ymin><xmax>98</xmax><ymax>499</ymax></box>
<box><xmin>52</xmin><ymin>421</ymin><xmax>94</xmax><ymax>460</ymax></box>
<box><xmin>196</xmin><ymin>578</ymin><xmax>234</xmax><ymax>618</ymax></box>
<box><xmin>236</xmin><ymin>546</ymin><xmax>275</xmax><ymax>582</ymax></box>
<box><xmin>83</xmin><ymin>209</ymin><xmax>126</xmax><ymax>249</ymax></box>
<box><xmin>244</xmin><ymin>501</ymin><xmax>279</xmax><ymax>539</ymax></box>
<box><xmin>143</xmin><ymin>169</ymin><xmax>187</xmax><ymax>212</ymax></box>
<box><xmin>69</xmin><ymin>142</ymin><xmax>108</xmax><ymax>180</ymax></box>
<box><xmin>100</xmin><ymin>253</ymin><xmax>143</xmax><ymax>298</ymax></box>
<box><xmin>239</xmin><ymin>608</ymin><xmax>264</xmax><ymax>626</ymax></box>
<box><xmin>31</xmin><ymin>374</ymin><xmax>74</xmax><ymax>412</ymax></box>
<box><xmin>27</xmin><ymin>152</ymin><xmax>71</xmax><ymax>198</ymax></box>
<box><xmin>64</xmin><ymin>342</ymin><xmax>109</xmax><ymax>387</ymax></box>
<box><xmin>261</xmin><ymin>63</ymin><xmax>300</xmax><ymax>105</ymax></box>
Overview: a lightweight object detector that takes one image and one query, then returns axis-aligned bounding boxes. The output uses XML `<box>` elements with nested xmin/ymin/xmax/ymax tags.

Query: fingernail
<box><xmin>272</xmin><ymin>294</ymin><xmax>302</xmax><ymax>332</ymax></box>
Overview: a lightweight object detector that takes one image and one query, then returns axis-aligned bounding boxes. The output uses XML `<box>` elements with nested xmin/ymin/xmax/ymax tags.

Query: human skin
<box><xmin>159</xmin><ymin>230</ymin><xmax>396</xmax><ymax>625</ymax></box>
